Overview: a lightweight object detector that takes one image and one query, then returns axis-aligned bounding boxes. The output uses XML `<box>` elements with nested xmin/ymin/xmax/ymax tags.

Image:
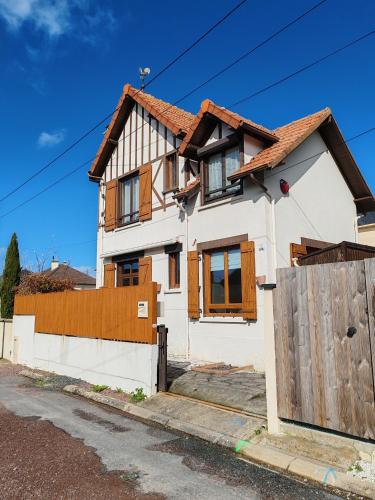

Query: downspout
<box><xmin>174</xmin><ymin>198</ymin><xmax>190</xmax><ymax>360</ymax></box>
<box><xmin>249</xmin><ymin>173</ymin><xmax>277</xmax><ymax>278</ymax></box>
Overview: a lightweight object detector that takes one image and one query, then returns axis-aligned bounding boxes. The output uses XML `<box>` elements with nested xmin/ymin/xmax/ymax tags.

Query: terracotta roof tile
<box><xmin>229</xmin><ymin>108</ymin><xmax>331</xmax><ymax>180</ymax></box>
<box><xmin>179</xmin><ymin>99</ymin><xmax>277</xmax><ymax>155</ymax></box>
<box><xmin>174</xmin><ymin>177</ymin><xmax>201</xmax><ymax>200</ymax></box>
<box><xmin>89</xmin><ymin>84</ymin><xmax>195</xmax><ymax>178</ymax></box>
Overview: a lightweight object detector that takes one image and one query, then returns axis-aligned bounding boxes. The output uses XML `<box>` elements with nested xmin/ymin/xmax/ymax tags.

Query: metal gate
<box><xmin>273</xmin><ymin>259</ymin><xmax>375</xmax><ymax>439</ymax></box>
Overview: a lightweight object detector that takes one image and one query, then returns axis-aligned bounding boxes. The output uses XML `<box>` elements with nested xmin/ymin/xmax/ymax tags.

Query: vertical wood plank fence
<box><xmin>273</xmin><ymin>259</ymin><xmax>375</xmax><ymax>440</ymax></box>
<box><xmin>14</xmin><ymin>283</ymin><xmax>158</xmax><ymax>344</ymax></box>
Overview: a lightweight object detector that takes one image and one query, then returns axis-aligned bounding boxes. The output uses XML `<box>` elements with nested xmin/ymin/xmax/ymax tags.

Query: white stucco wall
<box><xmin>14</xmin><ymin>315</ymin><xmax>158</xmax><ymax>396</ymax></box>
<box><xmin>0</xmin><ymin>319</ymin><xmax>14</xmax><ymax>361</ymax></box>
<box><xmin>265</xmin><ymin>131</ymin><xmax>357</xmax><ymax>268</ymax></box>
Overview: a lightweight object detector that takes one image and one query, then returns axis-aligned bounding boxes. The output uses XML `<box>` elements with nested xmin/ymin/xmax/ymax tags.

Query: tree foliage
<box><xmin>1</xmin><ymin>233</ymin><xmax>21</xmax><ymax>318</ymax></box>
<box><xmin>15</xmin><ymin>273</ymin><xmax>74</xmax><ymax>295</ymax></box>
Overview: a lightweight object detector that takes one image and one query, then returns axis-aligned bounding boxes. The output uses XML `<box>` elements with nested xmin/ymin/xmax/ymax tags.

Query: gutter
<box><xmin>100</xmin><ymin>237</ymin><xmax>181</xmax><ymax>259</ymax></box>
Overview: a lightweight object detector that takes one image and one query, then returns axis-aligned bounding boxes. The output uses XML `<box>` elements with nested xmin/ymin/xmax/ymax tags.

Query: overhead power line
<box><xmin>1</xmin><ymin>122</ymin><xmax>375</xmax><ymax>221</ymax></box>
<box><xmin>3</xmin><ymin>22</ymin><xmax>375</xmax><ymax>218</ymax></box>
<box><xmin>0</xmin><ymin>0</ymin><xmax>248</xmax><ymax>204</ymax></box>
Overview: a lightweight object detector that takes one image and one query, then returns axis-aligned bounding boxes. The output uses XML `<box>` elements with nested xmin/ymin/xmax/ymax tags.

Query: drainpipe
<box><xmin>1</xmin><ymin>320</ymin><xmax>5</xmax><ymax>359</ymax></box>
<box><xmin>174</xmin><ymin>198</ymin><xmax>190</xmax><ymax>360</ymax></box>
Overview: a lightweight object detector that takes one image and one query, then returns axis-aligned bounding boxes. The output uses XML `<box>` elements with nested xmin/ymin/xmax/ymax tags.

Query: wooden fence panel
<box><xmin>14</xmin><ymin>283</ymin><xmax>157</xmax><ymax>344</ymax></box>
<box><xmin>274</xmin><ymin>260</ymin><xmax>375</xmax><ymax>440</ymax></box>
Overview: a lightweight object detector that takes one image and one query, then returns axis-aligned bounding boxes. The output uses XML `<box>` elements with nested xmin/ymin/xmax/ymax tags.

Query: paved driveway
<box><xmin>0</xmin><ymin>371</ymin><xmax>343</xmax><ymax>499</ymax></box>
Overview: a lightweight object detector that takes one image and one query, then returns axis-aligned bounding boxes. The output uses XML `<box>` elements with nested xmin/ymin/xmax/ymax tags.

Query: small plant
<box><xmin>254</xmin><ymin>427</ymin><xmax>263</xmax><ymax>436</ymax></box>
<box><xmin>348</xmin><ymin>462</ymin><xmax>363</xmax><ymax>473</ymax></box>
<box><xmin>92</xmin><ymin>384</ymin><xmax>109</xmax><ymax>393</ymax></box>
<box><xmin>115</xmin><ymin>387</ymin><xmax>124</xmax><ymax>393</ymax></box>
<box><xmin>130</xmin><ymin>387</ymin><xmax>146</xmax><ymax>402</ymax></box>
<box><xmin>34</xmin><ymin>379</ymin><xmax>46</xmax><ymax>387</ymax></box>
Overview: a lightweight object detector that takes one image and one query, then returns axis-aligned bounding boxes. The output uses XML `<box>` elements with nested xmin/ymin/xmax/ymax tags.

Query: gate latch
<box><xmin>347</xmin><ymin>326</ymin><xmax>357</xmax><ymax>338</ymax></box>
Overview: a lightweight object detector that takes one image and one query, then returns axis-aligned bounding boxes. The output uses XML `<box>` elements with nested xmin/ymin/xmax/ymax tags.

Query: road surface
<box><xmin>0</xmin><ymin>369</ymin><xmax>346</xmax><ymax>499</ymax></box>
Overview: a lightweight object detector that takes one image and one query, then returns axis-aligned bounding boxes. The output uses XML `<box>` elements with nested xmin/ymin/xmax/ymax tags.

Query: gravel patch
<box><xmin>347</xmin><ymin>460</ymin><xmax>375</xmax><ymax>483</ymax></box>
<box><xmin>0</xmin><ymin>360</ymin><xmax>25</xmax><ymax>376</ymax></box>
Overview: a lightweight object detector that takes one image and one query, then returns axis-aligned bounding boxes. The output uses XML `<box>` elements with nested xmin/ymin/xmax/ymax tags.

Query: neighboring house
<box><xmin>358</xmin><ymin>211</ymin><xmax>375</xmax><ymax>246</ymax></box>
<box><xmin>41</xmin><ymin>259</ymin><xmax>96</xmax><ymax>290</ymax></box>
<box><xmin>88</xmin><ymin>83</ymin><xmax>375</xmax><ymax>370</ymax></box>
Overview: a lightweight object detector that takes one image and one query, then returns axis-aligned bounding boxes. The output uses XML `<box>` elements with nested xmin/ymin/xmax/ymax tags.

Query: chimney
<box><xmin>51</xmin><ymin>256</ymin><xmax>59</xmax><ymax>270</ymax></box>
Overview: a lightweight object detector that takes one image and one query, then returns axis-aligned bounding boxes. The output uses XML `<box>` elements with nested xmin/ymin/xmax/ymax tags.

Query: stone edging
<box><xmin>19</xmin><ymin>372</ymin><xmax>375</xmax><ymax>498</ymax></box>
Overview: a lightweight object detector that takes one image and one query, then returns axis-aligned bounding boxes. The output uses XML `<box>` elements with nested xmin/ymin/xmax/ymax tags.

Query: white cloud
<box><xmin>0</xmin><ymin>0</ymin><xmax>117</xmax><ymax>40</ymax></box>
<box><xmin>37</xmin><ymin>129</ymin><xmax>65</xmax><ymax>148</ymax></box>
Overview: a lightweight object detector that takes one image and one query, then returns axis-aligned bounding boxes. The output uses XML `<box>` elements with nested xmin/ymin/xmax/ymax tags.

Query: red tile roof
<box><xmin>89</xmin><ymin>84</ymin><xmax>195</xmax><ymax>178</ymax></box>
<box><xmin>42</xmin><ymin>264</ymin><xmax>96</xmax><ymax>286</ymax></box>
<box><xmin>229</xmin><ymin>108</ymin><xmax>332</xmax><ymax>180</ymax></box>
<box><xmin>179</xmin><ymin>99</ymin><xmax>277</xmax><ymax>155</ymax></box>
<box><xmin>174</xmin><ymin>177</ymin><xmax>201</xmax><ymax>200</ymax></box>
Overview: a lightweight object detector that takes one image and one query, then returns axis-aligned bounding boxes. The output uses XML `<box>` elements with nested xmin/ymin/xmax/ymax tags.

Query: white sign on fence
<box><xmin>137</xmin><ymin>301</ymin><xmax>149</xmax><ymax>318</ymax></box>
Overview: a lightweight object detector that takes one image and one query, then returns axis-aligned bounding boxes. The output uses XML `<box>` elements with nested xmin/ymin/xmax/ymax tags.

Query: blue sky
<box><xmin>1</xmin><ymin>0</ymin><xmax>374</xmax><ymax>274</ymax></box>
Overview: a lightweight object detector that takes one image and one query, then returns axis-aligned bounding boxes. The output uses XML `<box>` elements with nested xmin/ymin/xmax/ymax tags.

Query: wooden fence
<box><xmin>14</xmin><ymin>283</ymin><xmax>158</xmax><ymax>344</ymax></box>
<box><xmin>273</xmin><ymin>259</ymin><xmax>375</xmax><ymax>440</ymax></box>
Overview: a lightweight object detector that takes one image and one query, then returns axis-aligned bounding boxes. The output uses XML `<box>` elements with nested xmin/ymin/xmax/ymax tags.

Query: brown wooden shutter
<box><xmin>139</xmin><ymin>256</ymin><xmax>152</xmax><ymax>284</ymax></box>
<box><xmin>241</xmin><ymin>241</ymin><xmax>257</xmax><ymax>320</ymax></box>
<box><xmin>187</xmin><ymin>251</ymin><xmax>200</xmax><ymax>319</ymax></box>
<box><xmin>103</xmin><ymin>263</ymin><xmax>116</xmax><ymax>288</ymax></box>
<box><xmin>290</xmin><ymin>243</ymin><xmax>307</xmax><ymax>266</ymax></box>
<box><xmin>104</xmin><ymin>179</ymin><xmax>118</xmax><ymax>232</ymax></box>
<box><xmin>139</xmin><ymin>163</ymin><xmax>152</xmax><ymax>221</ymax></box>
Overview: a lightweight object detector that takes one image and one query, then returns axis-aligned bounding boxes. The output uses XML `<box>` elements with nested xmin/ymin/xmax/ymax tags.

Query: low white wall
<box><xmin>0</xmin><ymin>319</ymin><xmax>14</xmax><ymax>361</ymax></box>
<box><xmin>13</xmin><ymin>315</ymin><xmax>158</xmax><ymax>396</ymax></box>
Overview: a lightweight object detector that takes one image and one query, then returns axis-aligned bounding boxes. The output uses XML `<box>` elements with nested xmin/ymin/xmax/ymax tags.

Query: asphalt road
<box><xmin>0</xmin><ymin>372</ymin><xmax>345</xmax><ymax>500</ymax></box>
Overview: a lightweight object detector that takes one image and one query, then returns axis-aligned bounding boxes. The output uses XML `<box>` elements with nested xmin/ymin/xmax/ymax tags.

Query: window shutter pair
<box><xmin>104</xmin><ymin>180</ymin><xmax>118</xmax><ymax>232</ymax></box>
<box><xmin>104</xmin><ymin>163</ymin><xmax>152</xmax><ymax>232</ymax></box>
<box><xmin>187</xmin><ymin>241</ymin><xmax>256</xmax><ymax>320</ymax></box>
<box><xmin>103</xmin><ymin>263</ymin><xmax>116</xmax><ymax>288</ymax></box>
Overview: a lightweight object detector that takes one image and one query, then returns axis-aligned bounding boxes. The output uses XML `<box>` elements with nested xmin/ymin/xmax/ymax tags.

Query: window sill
<box><xmin>199</xmin><ymin>316</ymin><xmax>248</xmax><ymax>324</ymax></box>
<box><xmin>114</xmin><ymin>221</ymin><xmax>142</xmax><ymax>232</ymax></box>
<box><xmin>198</xmin><ymin>195</ymin><xmax>243</xmax><ymax>212</ymax></box>
<box><xmin>164</xmin><ymin>289</ymin><xmax>182</xmax><ymax>295</ymax></box>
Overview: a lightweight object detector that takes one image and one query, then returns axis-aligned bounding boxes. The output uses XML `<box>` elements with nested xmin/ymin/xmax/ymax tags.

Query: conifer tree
<box><xmin>1</xmin><ymin>233</ymin><xmax>21</xmax><ymax>318</ymax></box>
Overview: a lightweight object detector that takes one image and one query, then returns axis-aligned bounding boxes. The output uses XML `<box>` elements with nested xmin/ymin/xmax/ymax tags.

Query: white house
<box><xmin>88</xmin><ymin>84</ymin><xmax>374</xmax><ymax>371</ymax></box>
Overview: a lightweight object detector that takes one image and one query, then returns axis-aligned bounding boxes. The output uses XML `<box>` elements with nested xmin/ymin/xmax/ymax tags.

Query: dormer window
<box><xmin>204</xmin><ymin>146</ymin><xmax>241</xmax><ymax>202</ymax></box>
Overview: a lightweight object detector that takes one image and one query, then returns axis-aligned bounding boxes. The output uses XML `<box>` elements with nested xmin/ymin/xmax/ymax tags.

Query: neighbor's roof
<box><xmin>41</xmin><ymin>265</ymin><xmax>96</xmax><ymax>286</ymax></box>
<box><xmin>89</xmin><ymin>84</ymin><xmax>195</xmax><ymax>178</ymax></box>
<box><xmin>358</xmin><ymin>211</ymin><xmax>375</xmax><ymax>226</ymax></box>
<box><xmin>174</xmin><ymin>176</ymin><xmax>201</xmax><ymax>201</ymax></box>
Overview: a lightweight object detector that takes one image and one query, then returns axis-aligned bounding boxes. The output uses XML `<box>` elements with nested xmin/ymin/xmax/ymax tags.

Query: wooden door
<box><xmin>273</xmin><ymin>260</ymin><xmax>375</xmax><ymax>440</ymax></box>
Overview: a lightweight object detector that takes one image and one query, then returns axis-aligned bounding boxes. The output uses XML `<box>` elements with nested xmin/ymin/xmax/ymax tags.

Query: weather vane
<box><xmin>139</xmin><ymin>67</ymin><xmax>151</xmax><ymax>90</ymax></box>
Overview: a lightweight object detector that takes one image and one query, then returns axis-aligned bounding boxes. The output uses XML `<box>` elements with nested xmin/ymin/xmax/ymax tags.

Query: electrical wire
<box><xmin>0</xmin><ymin>0</ymin><xmax>248</xmax><ymax>204</ymax></box>
<box><xmin>2</xmin><ymin>26</ymin><xmax>375</xmax><ymax>219</ymax></box>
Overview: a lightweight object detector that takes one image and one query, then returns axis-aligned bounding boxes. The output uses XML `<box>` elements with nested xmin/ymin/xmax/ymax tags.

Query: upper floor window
<box><xmin>119</xmin><ymin>173</ymin><xmax>139</xmax><ymax>225</ymax></box>
<box><xmin>164</xmin><ymin>152</ymin><xmax>178</xmax><ymax>192</ymax></box>
<box><xmin>204</xmin><ymin>146</ymin><xmax>241</xmax><ymax>202</ymax></box>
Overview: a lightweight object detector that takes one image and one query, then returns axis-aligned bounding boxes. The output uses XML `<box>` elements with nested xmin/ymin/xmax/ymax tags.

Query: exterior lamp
<box><xmin>280</xmin><ymin>179</ymin><xmax>289</xmax><ymax>195</ymax></box>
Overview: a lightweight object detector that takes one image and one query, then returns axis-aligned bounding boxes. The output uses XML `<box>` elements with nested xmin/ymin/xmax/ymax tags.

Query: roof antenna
<box><xmin>139</xmin><ymin>67</ymin><xmax>151</xmax><ymax>90</ymax></box>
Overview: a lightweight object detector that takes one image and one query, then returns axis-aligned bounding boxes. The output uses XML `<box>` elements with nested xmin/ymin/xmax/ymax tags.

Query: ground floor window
<box><xmin>117</xmin><ymin>258</ymin><xmax>139</xmax><ymax>286</ymax></box>
<box><xmin>204</xmin><ymin>245</ymin><xmax>242</xmax><ymax>315</ymax></box>
<box><xmin>168</xmin><ymin>251</ymin><xmax>180</xmax><ymax>289</ymax></box>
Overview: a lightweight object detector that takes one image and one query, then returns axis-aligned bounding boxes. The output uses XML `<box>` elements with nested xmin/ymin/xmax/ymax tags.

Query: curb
<box><xmin>20</xmin><ymin>373</ymin><xmax>375</xmax><ymax>498</ymax></box>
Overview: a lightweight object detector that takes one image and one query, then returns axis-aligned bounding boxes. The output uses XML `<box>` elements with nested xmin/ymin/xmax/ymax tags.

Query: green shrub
<box><xmin>130</xmin><ymin>387</ymin><xmax>146</xmax><ymax>402</ymax></box>
<box><xmin>1</xmin><ymin>233</ymin><xmax>21</xmax><ymax>318</ymax></box>
<box><xmin>92</xmin><ymin>384</ymin><xmax>109</xmax><ymax>393</ymax></box>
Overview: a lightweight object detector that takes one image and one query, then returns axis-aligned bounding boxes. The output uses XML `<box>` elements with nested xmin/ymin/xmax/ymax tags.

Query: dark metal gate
<box><xmin>157</xmin><ymin>324</ymin><xmax>168</xmax><ymax>392</ymax></box>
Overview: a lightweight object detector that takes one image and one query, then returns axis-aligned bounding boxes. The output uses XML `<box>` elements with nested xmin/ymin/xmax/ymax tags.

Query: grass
<box><xmin>34</xmin><ymin>379</ymin><xmax>46</xmax><ymax>387</ymax></box>
<box><xmin>92</xmin><ymin>384</ymin><xmax>109</xmax><ymax>393</ymax></box>
<box><xmin>348</xmin><ymin>462</ymin><xmax>364</xmax><ymax>473</ymax></box>
<box><xmin>130</xmin><ymin>387</ymin><xmax>146</xmax><ymax>402</ymax></box>
<box><xmin>115</xmin><ymin>387</ymin><xmax>124</xmax><ymax>393</ymax></box>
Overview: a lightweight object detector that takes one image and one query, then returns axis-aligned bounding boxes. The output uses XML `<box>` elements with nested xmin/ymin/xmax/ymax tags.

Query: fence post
<box><xmin>157</xmin><ymin>324</ymin><xmax>168</xmax><ymax>392</ymax></box>
<box><xmin>262</xmin><ymin>284</ymin><xmax>281</xmax><ymax>434</ymax></box>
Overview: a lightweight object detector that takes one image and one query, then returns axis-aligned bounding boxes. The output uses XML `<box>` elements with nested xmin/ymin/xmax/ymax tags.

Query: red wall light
<box><xmin>280</xmin><ymin>179</ymin><xmax>289</xmax><ymax>194</ymax></box>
